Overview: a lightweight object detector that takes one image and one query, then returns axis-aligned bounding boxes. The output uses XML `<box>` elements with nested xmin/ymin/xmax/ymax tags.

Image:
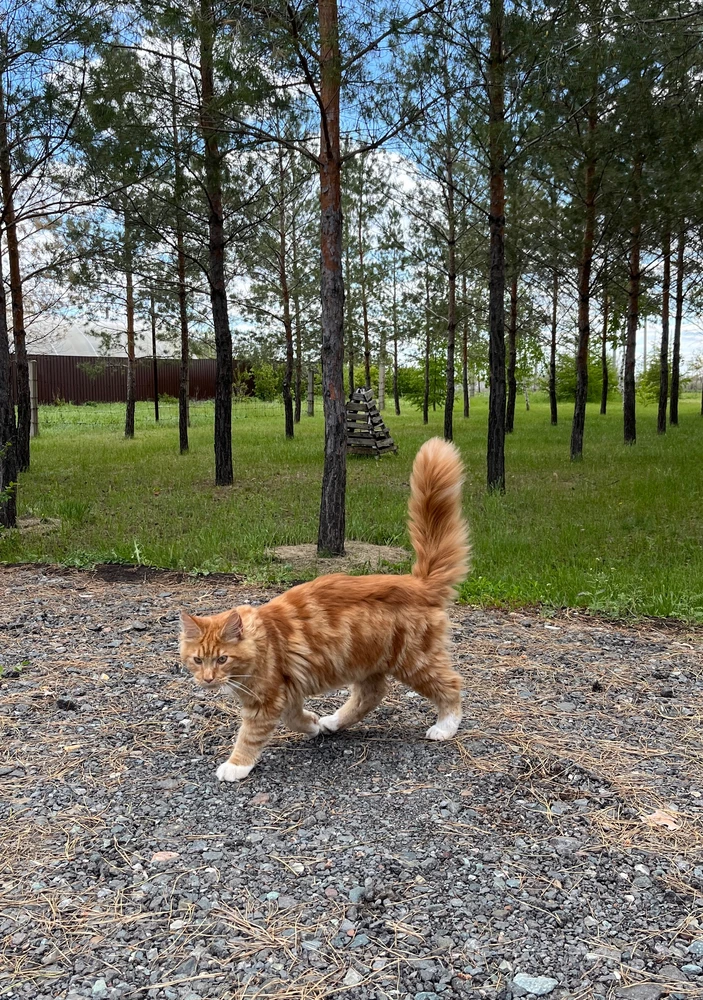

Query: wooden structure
<box><xmin>346</xmin><ymin>387</ymin><xmax>397</xmax><ymax>456</ymax></box>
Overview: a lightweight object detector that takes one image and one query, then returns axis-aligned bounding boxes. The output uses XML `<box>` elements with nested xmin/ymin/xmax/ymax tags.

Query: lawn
<box><xmin>1</xmin><ymin>393</ymin><xmax>702</xmax><ymax>622</ymax></box>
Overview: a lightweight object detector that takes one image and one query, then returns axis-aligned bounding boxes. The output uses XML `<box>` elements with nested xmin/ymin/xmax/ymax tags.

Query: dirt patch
<box><xmin>14</xmin><ymin>515</ymin><xmax>61</xmax><ymax>535</ymax></box>
<box><xmin>269</xmin><ymin>540</ymin><xmax>411</xmax><ymax>572</ymax></box>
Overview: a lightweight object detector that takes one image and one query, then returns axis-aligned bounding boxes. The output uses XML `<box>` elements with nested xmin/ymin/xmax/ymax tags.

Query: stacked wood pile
<box><xmin>346</xmin><ymin>387</ymin><xmax>398</xmax><ymax>456</ymax></box>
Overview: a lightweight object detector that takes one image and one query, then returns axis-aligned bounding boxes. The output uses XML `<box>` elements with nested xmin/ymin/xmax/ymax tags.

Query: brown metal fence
<box><xmin>10</xmin><ymin>356</ymin><xmax>252</xmax><ymax>405</ymax></box>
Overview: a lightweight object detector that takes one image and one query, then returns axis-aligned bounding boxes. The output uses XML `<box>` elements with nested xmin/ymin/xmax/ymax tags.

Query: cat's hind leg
<box><xmin>319</xmin><ymin>674</ymin><xmax>388</xmax><ymax>733</ymax></box>
<box><xmin>402</xmin><ymin>653</ymin><xmax>462</xmax><ymax>741</ymax></box>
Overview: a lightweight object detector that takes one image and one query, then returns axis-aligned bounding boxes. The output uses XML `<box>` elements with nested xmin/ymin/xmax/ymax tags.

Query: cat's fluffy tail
<box><xmin>408</xmin><ymin>437</ymin><xmax>470</xmax><ymax>601</ymax></box>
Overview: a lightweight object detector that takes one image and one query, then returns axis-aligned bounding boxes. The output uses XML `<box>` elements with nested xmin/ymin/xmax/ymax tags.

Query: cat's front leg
<box><xmin>216</xmin><ymin>709</ymin><xmax>279</xmax><ymax>782</ymax></box>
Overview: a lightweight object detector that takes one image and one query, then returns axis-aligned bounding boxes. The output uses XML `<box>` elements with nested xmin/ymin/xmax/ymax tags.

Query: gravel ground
<box><xmin>1</xmin><ymin>565</ymin><xmax>702</xmax><ymax>1000</ymax></box>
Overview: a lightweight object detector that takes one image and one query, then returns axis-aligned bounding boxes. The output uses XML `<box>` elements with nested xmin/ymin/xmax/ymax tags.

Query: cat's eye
<box><xmin>217</xmin><ymin>655</ymin><xmax>228</xmax><ymax>664</ymax></box>
<box><xmin>193</xmin><ymin>656</ymin><xmax>202</xmax><ymax>665</ymax></box>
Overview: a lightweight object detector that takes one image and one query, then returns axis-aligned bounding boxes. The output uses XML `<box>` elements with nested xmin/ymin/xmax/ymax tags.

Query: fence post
<box><xmin>29</xmin><ymin>360</ymin><xmax>39</xmax><ymax>438</ymax></box>
<box><xmin>151</xmin><ymin>288</ymin><xmax>159</xmax><ymax>422</ymax></box>
<box><xmin>307</xmin><ymin>368</ymin><xmax>314</xmax><ymax>417</ymax></box>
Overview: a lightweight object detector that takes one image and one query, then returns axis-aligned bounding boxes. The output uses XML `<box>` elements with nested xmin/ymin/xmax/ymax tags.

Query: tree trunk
<box><xmin>124</xmin><ymin>210</ymin><xmax>136</xmax><ymax>440</ymax></box>
<box><xmin>292</xmin><ymin>204</ymin><xmax>302</xmax><ymax>422</ymax></box>
<box><xmin>570</xmin><ymin>107</ymin><xmax>597</xmax><ymax>461</ymax></box>
<box><xmin>177</xmin><ymin>219</ymin><xmax>190</xmax><ymax>451</ymax></box>
<box><xmin>0</xmin><ymin>77</ymin><xmax>29</xmax><ymax>471</ymax></box>
<box><xmin>623</xmin><ymin>159</ymin><xmax>642</xmax><ymax>446</ymax></box>
<box><xmin>443</xmin><ymin>143</ymin><xmax>457</xmax><ymax>443</ymax></box>
<box><xmin>670</xmin><ymin>223</ymin><xmax>684</xmax><ymax>427</ymax></box>
<box><xmin>199</xmin><ymin>0</ymin><xmax>233</xmax><ymax>486</ymax></box>
<box><xmin>277</xmin><ymin>146</ymin><xmax>294</xmax><ymax>439</ymax></box>
<box><xmin>423</xmin><ymin>269</ymin><xmax>430</xmax><ymax>425</ymax></box>
<box><xmin>549</xmin><ymin>266</ymin><xmax>558</xmax><ymax>425</ymax></box>
<box><xmin>600</xmin><ymin>287</ymin><xmax>609</xmax><ymax>415</ymax></box>
<box><xmin>357</xmin><ymin>173</ymin><xmax>371</xmax><ymax>391</ymax></box>
<box><xmin>505</xmin><ymin>274</ymin><xmax>518</xmax><ymax>433</ymax></box>
<box><xmin>344</xmin><ymin>241</ymin><xmax>354</xmax><ymax>399</ymax></box>
<box><xmin>316</xmin><ymin>0</ymin><xmax>346</xmax><ymax>556</ymax></box>
<box><xmin>392</xmin><ymin>255</ymin><xmax>400</xmax><ymax>415</ymax></box>
<box><xmin>462</xmin><ymin>273</ymin><xmax>469</xmax><ymax>418</ymax></box>
<box><xmin>487</xmin><ymin>0</ymin><xmax>506</xmax><ymax>491</ymax></box>
<box><xmin>657</xmin><ymin>231</ymin><xmax>671</xmax><ymax>434</ymax></box>
<box><xmin>307</xmin><ymin>368</ymin><xmax>315</xmax><ymax>416</ymax></box>
<box><xmin>150</xmin><ymin>288</ymin><xmax>159</xmax><ymax>422</ymax></box>
<box><xmin>0</xmin><ymin>243</ymin><xmax>17</xmax><ymax>528</ymax></box>
<box><xmin>171</xmin><ymin>42</ymin><xmax>189</xmax><ymax>454</ymax></box>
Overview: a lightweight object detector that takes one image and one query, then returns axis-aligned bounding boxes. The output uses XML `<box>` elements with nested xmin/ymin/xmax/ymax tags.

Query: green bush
<box><xmin>396</xmin><ymin>361</ymin><xmax>447</xmax><ymax>411</ymax></box>
<box><xmin>252</xmin><ymin>362</ymin><xmax>283</xmax><ymax>401</ymax></box>
<box><xmin>552</xmin><ymin>351</ymin><xmax>620</xmax><ymax>403</ymax></box>
<box><xmin>637</xmin><ymin>351</ymin><xmax>681</xmax><ymax>405</ymax></box>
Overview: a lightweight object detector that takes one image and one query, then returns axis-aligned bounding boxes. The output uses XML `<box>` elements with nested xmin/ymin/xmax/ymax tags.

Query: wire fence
<box><xmin>35</xmin><ymin>397</ymin><xmax>299</xmax><ymax>432</ymax></box>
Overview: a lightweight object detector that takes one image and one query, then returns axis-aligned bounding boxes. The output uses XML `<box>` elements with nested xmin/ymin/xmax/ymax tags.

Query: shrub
<box><xmin>636</xmin><ymin>350</ymin><xmax>681</xmax><ymax>405</ymax></box>
<box><xmin>252</xmin><ymin>362</ymin><xmax>282</xmax><ymax>401</ymax></box>
<box><xmin>396</xmin><ymin>361</ymin><xmax>447</xmax><ymax>411</ymax></box>
<box><xmin>552</xmin><ymin>351</ymin><xmax>620</xmax><ymax>403</ymax></box>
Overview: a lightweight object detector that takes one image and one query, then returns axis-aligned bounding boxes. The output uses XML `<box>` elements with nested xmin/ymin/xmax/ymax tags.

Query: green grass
<box><xmin>2</xmin><ymin>393</ymin><xmax>703</xmax><ymax>622</ymax></box>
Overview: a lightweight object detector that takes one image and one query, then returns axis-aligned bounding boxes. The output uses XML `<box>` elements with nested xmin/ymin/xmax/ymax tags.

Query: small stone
<box><xmin>289</xmin><ymin>862</ymin><xmax>305</xmax><ymax>875</ymax></box>
<box><xmin>348</xmin><ymin>886</ymin><xmax>365</xmax><ymax>904</ymax></box>
<box><xmin>434</xmin><ymin>935</ymin><xmax>454</xmax><ymax>951</ymax></box>
<box><xmin>349</xmin><ymin>933</ymin><xmax>371</xmax><ymax>949</ymax></box>
<box><xmin>616</xmin><ymin>986</ymin><xmax>664</xmax><ymax>1000</ymax></box>
<box><xmin>512</xmin><ymin>974</ymin><xmax>559</xmax><ymax>996</ymax></box>
<box><xmin>250</xmin><ymin>792</ymin><xmax>270</xmax><ymax>805</ymax></box>
<box><xmin>169</xmin><ymin>919</ymin><xmax>185</xmax><ymax>930</ymax></box>
<box><xmin>91</xmin><ymin>980</ymin><xmax>108</xmax><ymax>998</ymax></box>
<box><xmin>151</xmin><ymin>851</ymin><xmax>179</xmax><ymax>863</ymax></box>
<box><xmin>301</xmin><ymin>939</ymin><xmax>322</xmax><ymax>951</ymax></box>
<box><xmin>343</xmin><ymin>968</ymin><xmax>363</xmax><ymax>988</ymax></box>
<box><xmin>414</xmin><ymin>993</ymin><xmax>441</xmax><ymax>1000</ymax></box>
<box><xmin>688</xmin><ymin>941</ymin><xmax>703</xmax><ymax>959</ymax></box>
<box><xmin>266</xmin><ymin>892</ymin><xmax>280</xmax><ymax>901</ymax></box>
<box><xmin>657</xmin><ymin>965</ymin><xmax>688</xmax><ymax>983</ymax></box>
<box><xmin>682</xmin><ymin>964</ymin><xmax>702</xmax><ymax>975</ymax></box>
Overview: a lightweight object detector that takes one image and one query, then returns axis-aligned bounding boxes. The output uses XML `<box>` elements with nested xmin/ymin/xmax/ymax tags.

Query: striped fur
<box><xmin>179</xmin><ymin>438</ymin><xmax>470</xmax><ymax>781</ymax></box>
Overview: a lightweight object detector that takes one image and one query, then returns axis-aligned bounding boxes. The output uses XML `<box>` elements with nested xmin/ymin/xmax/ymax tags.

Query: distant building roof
<box><xmin>26</xmin><ymin>318</ymin><xmax>179</xmax><ymax>358</ymax></box>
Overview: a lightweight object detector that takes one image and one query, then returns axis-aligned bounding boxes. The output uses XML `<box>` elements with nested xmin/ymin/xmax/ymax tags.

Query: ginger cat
<box><xmin>179</xmin><ymin>437</ymin><xmax>470</xmax><ymax>782</ymax></box>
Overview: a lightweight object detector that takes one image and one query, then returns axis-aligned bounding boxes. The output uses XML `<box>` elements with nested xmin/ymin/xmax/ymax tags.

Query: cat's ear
<box><xmin>221</xmin><ymin>609</ymin><xmax>243</xmax><ymax>642</ymax></box>
<box><xmin>180</xmin><ymin>611</ymin><xmax>203</xmax><ymax>639</ymax></box>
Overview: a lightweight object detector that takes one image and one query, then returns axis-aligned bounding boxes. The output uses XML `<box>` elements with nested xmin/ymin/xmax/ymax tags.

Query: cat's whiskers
<box><xmin>223</xmin><ymin>677</ymin><xmax>260</xmax><ymax>702</ymax></box>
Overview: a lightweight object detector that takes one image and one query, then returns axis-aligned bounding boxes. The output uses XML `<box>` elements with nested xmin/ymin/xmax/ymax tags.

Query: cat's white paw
<box><xmin>305</xmin><ymin>722</ymin><xmax>321</xmax><ymax>737</ymax></box>
<box><xmin>318</xmin><ymin>712</ymin><xmax>340</xmax><ymax>733</ymax></box>
<box><xmin>425</xmin><ymin>714</ymin><xmax>461</xmax><ymax>741</ymax></box>
<box><xmin>216</xmin><ymin>761</ymin><xmax>254</xmax><ymax>782</ymax></box>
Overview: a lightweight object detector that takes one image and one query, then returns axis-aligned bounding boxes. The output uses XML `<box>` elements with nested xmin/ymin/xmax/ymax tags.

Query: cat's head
<box><xmin>179</xmin><ymin>608</ymin><xmax>250</xmax><ymax>692</ymax></box>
